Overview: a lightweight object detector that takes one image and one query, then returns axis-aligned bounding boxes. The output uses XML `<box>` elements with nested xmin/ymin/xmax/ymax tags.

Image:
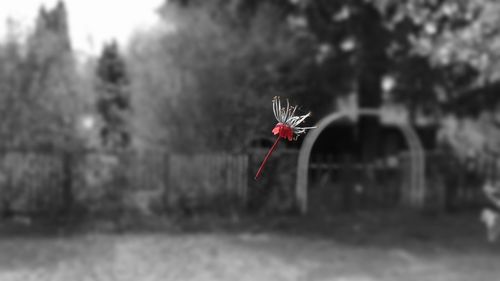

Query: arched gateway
<box><xmin>295</xmin><ymin>108</ymin><xmax>426</xmax><ymax>214</ymax></box>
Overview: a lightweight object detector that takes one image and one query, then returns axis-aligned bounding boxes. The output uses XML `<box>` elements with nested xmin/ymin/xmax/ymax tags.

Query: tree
<box><xmin>291</xmin><ymin>0</ymin><xmax>500</xmax><ymax>158</ymax></box>
<box><xmin>95</xmin><ymin>41</ymin><xmax>131</xmax><ymax>150</ymax></box>
<box><xmin>0</xmin><ymin>1</ymin><xmax>82</xmax><ymax>150</ymax></box>
<box><xmin>293</xmin><ymin>0</ymin><xmax>389</xmax><ymax>160</ymax></box>
<box><xmin>128</xmin><ymin>1</ymin><xmax>317</xmax><ymax>152</ymax></box>
<box><xmin>129</xmin><ymin>0</ymin><xmax>500</xmax><ymax>155</ymax></box>
<box><xmin>0</xmin><ymin>1</ymin><xmax>87</xmax><ymax>217</ymax></box>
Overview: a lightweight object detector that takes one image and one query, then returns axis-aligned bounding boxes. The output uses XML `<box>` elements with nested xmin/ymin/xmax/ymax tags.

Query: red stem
<box><xmin>255</xmin><ymin>136</ymin><xmax>281</xmax><ymax>180</ymax></box>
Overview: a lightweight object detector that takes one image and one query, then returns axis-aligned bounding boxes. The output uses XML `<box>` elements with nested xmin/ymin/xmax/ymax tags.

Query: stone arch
<box><xmin>295</xmin><ymin>108</ymin><xmax>426</xmax><ymax>214</ymax></box>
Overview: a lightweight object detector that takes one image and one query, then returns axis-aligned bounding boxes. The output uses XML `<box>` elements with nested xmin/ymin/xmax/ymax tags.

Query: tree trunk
<box><xmin>356</xmin><ymin>4</ymin><xmax>387</xmax><ymax>163</ymax></box>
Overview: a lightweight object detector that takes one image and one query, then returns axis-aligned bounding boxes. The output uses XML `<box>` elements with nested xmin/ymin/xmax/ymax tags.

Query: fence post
<box><xmin>399</xmin><ymin>152</ymin><xmax>412</xmax><ymax>207</ymax></box>
<box><xmin>163</xmin><ymin>152</ymin><xmax>170</xmax><ymax>205</ymax></box>
<box><xmin>60</xmin><ymin>150</ymin><xmax>75</xmax><ymax>217</ymax></box>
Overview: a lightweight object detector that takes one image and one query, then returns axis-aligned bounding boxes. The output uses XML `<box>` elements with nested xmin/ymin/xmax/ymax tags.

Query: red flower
<box><xmin>255</xmin><ymin>97</ymin><xmax>315</xmax><ymax>180</ymax></box>
<box><xmin>272</xmin><ymin>123</ymin><xmax>294</xmax><ymax>141</ymax></box>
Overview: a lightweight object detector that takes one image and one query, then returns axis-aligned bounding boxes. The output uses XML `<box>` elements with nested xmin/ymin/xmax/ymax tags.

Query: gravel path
<box><xmin>0</xmin><ymin>232</ymin><xmax>498</xmax><ymax>281</ymax></box>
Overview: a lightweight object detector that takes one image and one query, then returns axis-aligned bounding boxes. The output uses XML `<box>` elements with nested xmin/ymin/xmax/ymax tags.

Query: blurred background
<box><xmin>0</xmin><ymin>0</ymin><xmax>499</xmax><ymax>280</ymax></box>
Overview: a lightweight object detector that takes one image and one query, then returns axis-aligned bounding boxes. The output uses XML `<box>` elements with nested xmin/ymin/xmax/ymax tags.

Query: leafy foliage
<box><xmin>0</xmin><ymin>2</ymin><xmax>82</xmax><ymax>150</ymax></box>
<box><xmin>124</xmin><ymin>0</ymin><xmax>500</xmax><ymax>161</ymax></box>
<box><xmin>129</xmin><ymin>1</ymin><xmax>317</xmax><ymax>152</ymax></box>
<box><xmin>96</xmin><ymin>42</ymin><xmax>131</xmax><ymax>150</ymax></box>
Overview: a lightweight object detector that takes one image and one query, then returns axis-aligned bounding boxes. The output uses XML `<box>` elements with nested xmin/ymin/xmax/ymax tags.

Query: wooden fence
<box><xmin>425</xmin><ymin>151</ymin><xmax>494</xmax><ymax>211</ymax></box>
<box><xmin>308</xmin><ymin>153</ymin><xmax>402</xmax><ymax>212</ymax></box>
<box><xmin>0</xmin><ymin>151</ymin><xmax>66</xmax><ymax>216</ymax></box>
<box><xmin>166</xmin><ymin>153</ymin><xmax>248</xmax><ymax>212</ymax></box>
<box><xmin>0</xmin><ymin>150</ymin><xmax>250</xmax><ymax>216</ymax></box>
<box><xmin>307</xmin><ymin>151</ymin><xmax>490</xmax><ymax>212</ymax></box>
<box><xmin>0</xmin><ymin>148</ymin><xmax>493</xmax><ymax>216</ymax></box>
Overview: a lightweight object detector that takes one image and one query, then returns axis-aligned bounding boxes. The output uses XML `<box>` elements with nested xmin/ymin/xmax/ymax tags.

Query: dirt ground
<box><xmin>0</xmin><ymin>212</ymin><xmax>498</xmax><ymax>281</ymax></box>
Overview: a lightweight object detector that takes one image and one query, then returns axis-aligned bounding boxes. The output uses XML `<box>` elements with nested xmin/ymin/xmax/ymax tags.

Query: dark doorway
<box><xmin>307</xmin><ymin>122</ymin><xmax>407</xmax><ymax>214</ymax></box>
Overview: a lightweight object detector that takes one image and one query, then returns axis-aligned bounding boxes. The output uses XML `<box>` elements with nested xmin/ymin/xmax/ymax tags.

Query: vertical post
<box><xmin>163</xmin><ymin>152</ymin><xmax>170</xmax><ymax>208</ymax></box>
<box><xmin>61</xmin><ymin>150</ymin><xmax>74</xmax><ymax>216</ymax></box>
<box><xmin>241</xmin><ymin>154</ymin><xmax>248</xmax><ymax>206</ymax></box>
<box><xmin>296</xmin><ymin>112</ymin><xmax>347</xmax><ymax>214</ymax></box>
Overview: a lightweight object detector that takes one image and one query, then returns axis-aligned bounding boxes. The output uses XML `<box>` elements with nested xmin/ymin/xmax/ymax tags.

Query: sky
<box><xmin>0</xmin><ymin>0</ymin><xmax>164</xmax><ymax>55</ymax></box>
